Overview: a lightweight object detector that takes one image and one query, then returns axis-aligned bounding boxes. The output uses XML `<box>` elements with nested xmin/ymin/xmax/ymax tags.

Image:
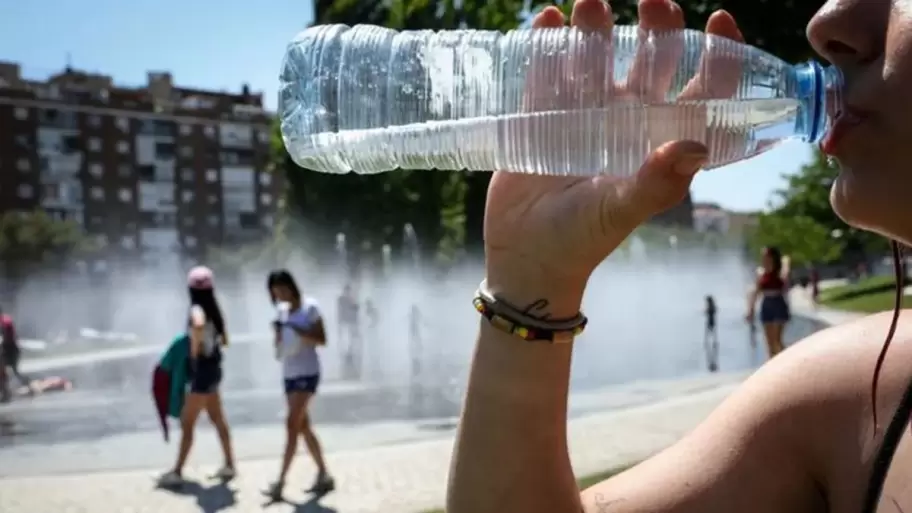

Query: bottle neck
<box><xmin>793</xmin><ymin>61</ymin><xmax>844</xmax><ymax>144</ymax></box>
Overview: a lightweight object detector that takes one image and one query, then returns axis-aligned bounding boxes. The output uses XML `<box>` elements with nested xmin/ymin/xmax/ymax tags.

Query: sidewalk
<box><xmin>0</xmin><ymin>373</ymin><xmax>746</xmax><ymax>513</ymax></box>
<box><xmin>788</xmin><ymin>286</ymin><xmax>864</xmax><ymax>327</ymax></box>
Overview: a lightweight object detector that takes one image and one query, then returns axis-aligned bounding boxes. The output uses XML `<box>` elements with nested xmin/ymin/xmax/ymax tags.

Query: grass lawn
<box><xmin>420</xmin><ymin>463</ymin><xmax>635</xmax><ymax>513</ymax></box>
<box><xmin>818</xmin><ymin>275</ymin><xmax>912</xmax><ymax>313</ymax></box>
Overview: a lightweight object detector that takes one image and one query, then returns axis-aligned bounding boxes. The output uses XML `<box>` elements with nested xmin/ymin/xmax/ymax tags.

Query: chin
<box><xmin>831</xmin><ymin>171</ymin><xmax>912</xmax><ymax>245</ymax></box>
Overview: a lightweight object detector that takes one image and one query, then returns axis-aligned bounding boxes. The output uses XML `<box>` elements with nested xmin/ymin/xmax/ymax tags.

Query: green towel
<box><xmin>159</xmin><ymin>334</ymin><xmax>190</xmax><ymax>418</ymax></box>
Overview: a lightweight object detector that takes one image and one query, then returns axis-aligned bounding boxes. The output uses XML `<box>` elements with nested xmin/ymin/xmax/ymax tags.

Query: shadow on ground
<box><xmin>261</xmin><ymin>489</ymin><xmax>337</xmax><ymax>513</ymax></box>
<box><xmin>157</xmin><ymin>479</ymin><xmax>237</xmax><ymax>513</ymax></box>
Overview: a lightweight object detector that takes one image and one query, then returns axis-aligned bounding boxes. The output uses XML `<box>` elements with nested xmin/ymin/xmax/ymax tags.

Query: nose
<box><xmin>806</xmin><ymin>0</ymin><xmax>884</xmax><ymax>68</ymax></box>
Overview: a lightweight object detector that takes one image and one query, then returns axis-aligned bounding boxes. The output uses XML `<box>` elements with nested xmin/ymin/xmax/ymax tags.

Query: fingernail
<box><xmin>674</xmin><ymin>152</ymin><xmax>708</xmax><ymax>175</ymax></box>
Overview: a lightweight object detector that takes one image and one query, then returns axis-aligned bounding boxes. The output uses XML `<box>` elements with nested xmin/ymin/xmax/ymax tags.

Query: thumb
<box><xmin>620</xmin><ymin>140</ymin><xmax>708</xmax><ymax>222</ymax></box>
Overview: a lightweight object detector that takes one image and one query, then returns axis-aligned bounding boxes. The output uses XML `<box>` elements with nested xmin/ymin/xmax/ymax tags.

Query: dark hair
<box><xmin>267</xmin><ymin>269</ymin><xmax>301</xmax><ymax>305</ymax></box>
<box><xmin>188</xmin><ymin>287</ymin><xmax>225</xmax><ymax>337</ymax></box>
<box><xmin>763</xmin><ymin>246</ymin><xmax>783</xmax><ymax>275</ymax></box>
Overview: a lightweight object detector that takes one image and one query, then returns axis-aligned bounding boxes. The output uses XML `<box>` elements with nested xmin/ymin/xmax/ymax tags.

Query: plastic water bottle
<box><xmin>279</xmin><ymin>24</ymin><xmax>842</xmax><ymax>177</ymax></box>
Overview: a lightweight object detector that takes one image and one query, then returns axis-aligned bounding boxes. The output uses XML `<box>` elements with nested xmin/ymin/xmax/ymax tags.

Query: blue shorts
<box><xmin>760</xmin><ymin>295</ymin><xmax>791</xmax><ymax>324</ymax></box>
<box><xmin>284</xmin><ymin>375</ymin><xmax>320</xmax><ymax>395</ymax></box>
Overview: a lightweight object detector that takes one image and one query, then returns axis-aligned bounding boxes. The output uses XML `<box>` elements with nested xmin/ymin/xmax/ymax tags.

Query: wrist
<box><xmin>484</xmin><ymin>263</ymin><xmax>588</xmax><ymax>320</ymax></box>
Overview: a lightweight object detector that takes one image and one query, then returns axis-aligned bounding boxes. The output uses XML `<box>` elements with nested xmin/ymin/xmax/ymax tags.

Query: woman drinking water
<box><xmin>266</xmin><ymin>270</ymin><xmax>334</xmax><ymax>498</ymax></box>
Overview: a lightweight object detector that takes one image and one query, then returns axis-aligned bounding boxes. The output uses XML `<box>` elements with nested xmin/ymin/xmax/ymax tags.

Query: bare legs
<box><xmin>167</xmin><ymin>392</ymin><xmax>235</xmax><ymax>481</ymax></box>
<box><xmin>271</xmin><ymin>391</ymin><xmax>332</xmax><ymax>497</ymax></box>
<box><xmin>762</xmin><ymin>322</ymin><xmax>786</xmax><ymax>358</ymax></box>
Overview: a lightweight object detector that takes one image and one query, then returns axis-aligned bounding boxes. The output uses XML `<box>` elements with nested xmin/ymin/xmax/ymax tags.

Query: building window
<box><xmin>14</xmin><ymin>135</ymin><xmax>31</xmax><ymax>149</ymax></box>
<box><xmin>17</xmin><ymin>184</ymin><xmax>33</xmax><ymax>199</ymax></box>
<box><xmin>88</xmin><ymin>138</ymin><xmax>102</xmax><ymax>152</ymax></box>
<box><xmin>14</xmin><ymin>107</ymin><xmax>29</xmax><ymax>120</ymax></box>
<box><xmin>121</xmin><ymin>236</ymin><xmax>136</xmax><ymax>249</ymax></box>
<box><xmin>118</xmin><ymin>164</ymin><xmax>132</xmax><ymax>177</ymax></box>
<box><xmin>90</xmin><ymin>186</ymin><xmax>104</xmax><ymax>200</ymax></box>
<box><xmin>181</xmin><ymin>169</ymin><xmax>194</xmax><ymax>182</ymax></box>
<box><xmin>118</xmin><ymin>188</ymin><xmax>133</xmax><ymax>202</ymax></box>
<box><xmin>257</xmin><ymin>129</ymin><xmax>270</xmax><ymax>144</ymax></box>
<box><xmin>180</xmin><ymin>146</ymin><xmax>193</xmax><ymax>158</ymax></box>
<box><xmin>89</xmin><ymin>163</ymin><xmax>104</xmax><ymax>178</ymax></box>
<box><xmin>116</xmin><ymin>117</ymin><xmax>130</xmax><ymax>132</ymax></box>
<box><xmin>180</xmin><ymin>124</ymin><xmax>192</xmax><ymax>136</ymax></box>
<box><xmin>262</xmin><ymin>215</ymin><xmax>274</xmax><ymax>227</ymax></box>
<box><xmin>259</xmin><ymin>173</ymin><xmax>272</xmax><ymax>186</ymax></box>
<box><xmin>208</xmin><ymin>215</ymin><xmax>219</xmax><ymax>227</ymax></box>
<box><xmin>206</xmin><ymin>169</ymin><xmax>218</xmax><ymax>183</ymax></box>
<box><xmin>208</xmin><ymin>194</ymin><xmax>218</xmax><ymax>205</ymax></box>
<box><xmin>183</xmin><ymin>216</ymin><xmax>195</xmax><ymax>227</ymax></box>
<box><xmin>204</xmin><ymin>125</ymin><xmax>216</xmax><ymax>137</ymax></box>
<box><xmin>184</xmin><ymin>236</ymin><xmax>197</xmax><ymax>248</ymax></box>
<box><xmin>16</xmin><ymin>159</ymin><xmax>31</xmax><ymax>172</ymax></box>
<box><xmin>87</xmin><ymin>115</ymin><xmax>102</xmax><ymax>128</ymax></box>
<box><xmin>182</xmin><ymin>190</ymin><xmax>194</xmax><ymax>203</ymax></box>
<box><xmin>260</xmin><ymin>193</ymin><xmax>272</xmax><ymax>205</ymax></box>
<box><xmin>117</xmin><ymin>141</ymin><xmax>130</xmax><ymax>154</ymax></box>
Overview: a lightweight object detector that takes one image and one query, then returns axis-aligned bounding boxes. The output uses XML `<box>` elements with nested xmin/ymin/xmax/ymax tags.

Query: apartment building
<box><xmin>0</xmin><ymin>61</ymin><xmax>281</xmax><ymax>267</ymax></box>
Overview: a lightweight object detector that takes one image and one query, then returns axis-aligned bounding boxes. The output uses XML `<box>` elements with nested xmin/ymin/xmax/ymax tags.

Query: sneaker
<box><xmin>214</xmin><ymin>466</ymin><xmax>236</xmax><ymax>481</ymax></box>
<box><xmin>307</xmin><ymin>472</ymin><xmax>335</xmax><ymax>494</ymax></box>
<box><xmin>265</xmin><ymin>480</ymin><xmax>284</xmax><ymax>500</ymax></box>
<box><xmin>158</xmin><ymin>471</ymin><xmax>184</xmax><ymax>488</ymax></box>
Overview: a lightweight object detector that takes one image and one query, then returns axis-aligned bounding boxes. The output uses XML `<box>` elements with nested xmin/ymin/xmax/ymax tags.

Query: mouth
<box><xmin>820</xmin><ymin>107</ymin><xmax>867</xmax><ymax>156</ymax></box>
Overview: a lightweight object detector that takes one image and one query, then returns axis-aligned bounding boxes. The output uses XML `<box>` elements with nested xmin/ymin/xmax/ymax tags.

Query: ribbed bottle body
<box><xmin>280</xmin><ymin>24</ymin><xmax>829</xmax><ymax>177</ymax></box>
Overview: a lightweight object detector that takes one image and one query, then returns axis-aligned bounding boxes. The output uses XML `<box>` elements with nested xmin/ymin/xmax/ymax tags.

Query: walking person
<box><xmin>747</xmin><ymin>247</ymin><xmax>791</xmax><ymax>358</ymax></box>
<box><xmin>336</xmin><ymin>284</ymin><xmax>361</xmax><ymax>379</ymax></box>
<box><xmin>159</xmin><ymin>266</ymin><xmax>236</xmax><ymax>487</ymax></box>
<box><xmin>266</xmin><ymin>270</ymin><xmax>334</xmax><ymax>499</ymax></box>
<box><xmin>0</xmin><ymin>305</ymin><xmax>30</xmax><ymax>401</ymax></box>
<box><xmin>703</xmin><ymin>295</ymin><xmax>719</xmax><ymax>372</ymax></box>
<box><xmin>810</xmin><ymin>265</ymin><xmax>821</xmax><ymax>304</ymax></box>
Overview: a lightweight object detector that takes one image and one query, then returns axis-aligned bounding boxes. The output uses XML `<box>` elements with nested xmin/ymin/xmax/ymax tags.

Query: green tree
<box><xmin>0</xmin><ymin>210</ymin><xmax>95</xmax><ymax>308</ymax></box>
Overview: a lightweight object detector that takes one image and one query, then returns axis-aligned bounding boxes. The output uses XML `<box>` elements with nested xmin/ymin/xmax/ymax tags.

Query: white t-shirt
<box><xmin>276</xmin><ymin>297</ymin><xmax>321</xmax><ymax>378</ymax></box>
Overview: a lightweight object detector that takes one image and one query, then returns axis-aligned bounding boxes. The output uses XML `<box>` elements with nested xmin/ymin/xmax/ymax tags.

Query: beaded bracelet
<box><xmin>473</xmin><ymin>281</ymin><xmax>588</xmax><ymax>344</ymax></box>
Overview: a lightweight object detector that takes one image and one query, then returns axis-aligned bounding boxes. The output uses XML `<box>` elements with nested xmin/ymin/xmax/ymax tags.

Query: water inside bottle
<box><xmin>285</xmin><ymin>97</ymin><xmax>800</xmax><ymax>177</ymax></box>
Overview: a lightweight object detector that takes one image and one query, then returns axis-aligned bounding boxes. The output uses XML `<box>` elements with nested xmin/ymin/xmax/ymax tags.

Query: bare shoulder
<box><xmin>581</xmin><ymin>311</ymin><xmax>912</xmax><ymax>513</ymax></box>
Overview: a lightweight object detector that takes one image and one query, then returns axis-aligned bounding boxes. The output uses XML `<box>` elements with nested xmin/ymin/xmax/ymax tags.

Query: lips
<box><xmin>820</xmin><ymin>108</ymin><xmax>866</xmax><ymax>156</ymax></box>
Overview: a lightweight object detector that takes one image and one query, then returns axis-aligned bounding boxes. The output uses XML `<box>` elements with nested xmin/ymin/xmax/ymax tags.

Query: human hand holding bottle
<box><xmin>484</xmin><ymin>0</ymin><xmax>745</xmax><ymax>317</ymax></box>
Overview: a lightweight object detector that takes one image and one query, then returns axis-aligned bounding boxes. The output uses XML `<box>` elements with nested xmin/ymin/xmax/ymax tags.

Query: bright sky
<box><xmin>1</xmin><ymin>0</ymin><xmax>814</xmax><ymax>213</ymax></box>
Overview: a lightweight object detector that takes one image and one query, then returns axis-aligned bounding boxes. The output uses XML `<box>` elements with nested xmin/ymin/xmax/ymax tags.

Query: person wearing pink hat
<box><xmin>159</xmin><ymin>265</ymin><xmax>236</xmax><ymax>487</ymax></box>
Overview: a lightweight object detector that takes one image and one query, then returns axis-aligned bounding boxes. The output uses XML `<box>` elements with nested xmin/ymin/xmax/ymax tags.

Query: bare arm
<box><xmin>292</xmin><ymin>318</ymin><xmax>327</xmax><ymax>347</ymax></box>
<box><xmin>188</xmin><ymin>306</ymin><xmax>205</xmax><ymax>359</ymax></box>
<box><xmin>747</xmin><ymin>286</ymin><xmax>760</xmax><ymax>317</ymax></box>
<box><xmin>447</xmin><ymin>274</ymin><xmax>829</xmax><ymax>513</ymax></box>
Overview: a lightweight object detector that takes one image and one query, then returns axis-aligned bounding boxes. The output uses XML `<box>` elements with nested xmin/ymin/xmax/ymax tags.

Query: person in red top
<box><xmin>0</xmin><ymin>306</ymin><xmax>29</xmax><ymax>401</ymax></box>
<box><xmin>746</xmin><ymin>247</ymin><xmax>791</xmax><ymax>358</ymax></box>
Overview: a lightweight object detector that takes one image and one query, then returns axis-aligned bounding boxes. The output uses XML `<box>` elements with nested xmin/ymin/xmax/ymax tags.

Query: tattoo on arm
<box><xmin>521</xmin><ymin>298</ymin><xmax>552</xmax><ymax>320</ymax></box>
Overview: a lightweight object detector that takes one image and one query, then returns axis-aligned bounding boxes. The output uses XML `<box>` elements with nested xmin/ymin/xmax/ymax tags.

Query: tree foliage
<box><xmin>275</xmin><ymin>0</ymin><xmax>820</xmax><ymax>265</ymax></box>
<box><xmin>0</xmin><ymin>210</ymin><xmax>93</xmax><ymax>272</ymax></box>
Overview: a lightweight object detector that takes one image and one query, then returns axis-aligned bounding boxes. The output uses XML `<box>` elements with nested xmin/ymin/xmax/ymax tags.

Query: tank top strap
<box><xmin>862</xmin><ymin>374</ymin><xmax>912</xmax><ymax>512</ymax></box>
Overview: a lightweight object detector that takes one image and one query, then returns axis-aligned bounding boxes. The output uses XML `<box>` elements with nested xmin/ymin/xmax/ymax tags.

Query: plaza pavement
<box><xmin>0</xmin><ymin>288</ymin><xmax>864</xmax><ymax>513</ymax></box>
<box><xmin>0</xmin><ymin>372</ymin><xmax>747</xmax><ymax>513</ymax></box>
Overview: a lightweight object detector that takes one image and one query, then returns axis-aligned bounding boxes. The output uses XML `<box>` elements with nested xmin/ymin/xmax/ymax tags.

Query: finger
<box><xmin>525</xmin><ymin>6</ymin><xmax>565</xmax><ymax>111</ymax></box>
<box><xmin>567</xmin><ymin>0</ymin><xmax>615</xmax><ymax>108</ymax></box>
<box><xmin>519</xmin><ymin>6</ymin><xmax>566</xmax><ymax>170</ymax></box>
<box><xmin>533</xmin><ymin>5</ymin><xmax>565</xmax><ymax>28</ymax></box>
<box><xmin>623</xmin><ymin>0</ymin><xmax>686</xmax><ymax>101</ymax></box>
<box><xmin>678</xmin><ymin>10</ymin><xmax>745</xmax><ymax>100</ymax></box>
<box><xmin>610</xmin><ymin>140</ymin><xmax>708</xmax><ymax>223</ymax></box>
